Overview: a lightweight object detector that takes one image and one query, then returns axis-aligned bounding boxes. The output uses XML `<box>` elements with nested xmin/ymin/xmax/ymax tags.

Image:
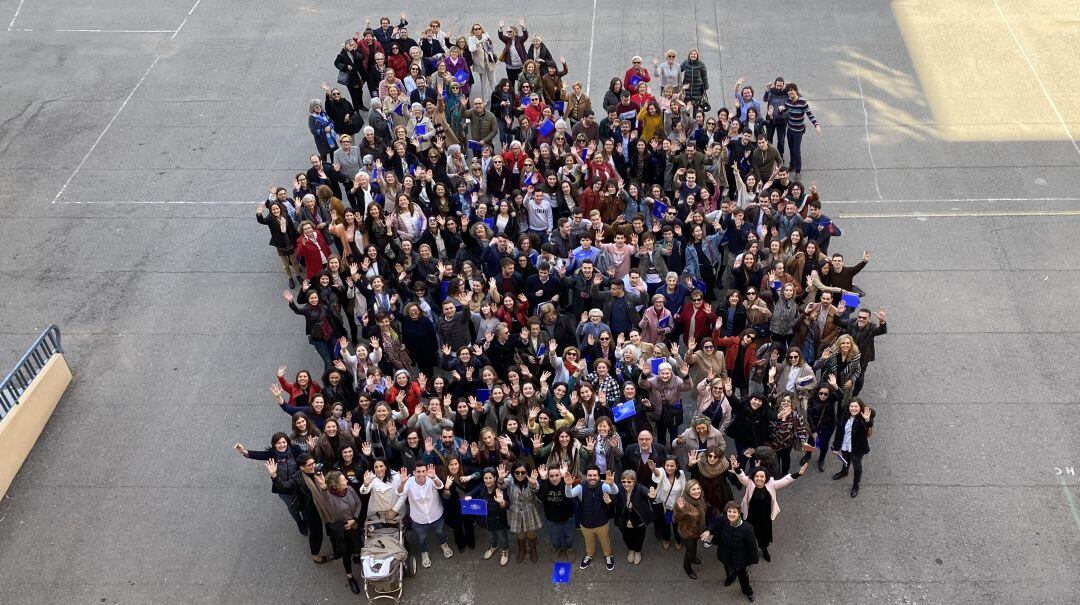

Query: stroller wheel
<box><xmin>405</xmin><ymin>555</ymin><xmax>417</xmax><ymax>577</ymax></box>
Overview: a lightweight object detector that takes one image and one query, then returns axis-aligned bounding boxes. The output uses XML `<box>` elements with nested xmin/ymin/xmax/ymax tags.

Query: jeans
<box><xmin>277</xmin><ymin>492</ymin><xmax>305</xmax><ymax>529</ymax></box>
<box><xmin>311</xmin><ymin>339</ymin><xmax>335</xmax><ymax>371</ymax></box>
<box><xmin>853</xmin><ymin>364</ymin><xmax>869</xmax><ymax>396</ymax></box>
<box><xmin>546</xmin><ymin>518</ymin><xmax>576</xmax><ymax>550</ymax></box>
<box><xmin>411</xmin><ymin>516</ymin><xmax>447</xmax><ymax>553</ymax></box>
<box><xmin>815</xmin><ymin>427</ymin><xmax>834</xmax><ymax>464</ymax></box>
<box><xmin>786</xmin><ymin>129</ymin><xmax>805</xmax><ymax>173</ymax></box>
<box><xmin>766</xmin><ymin>119</ymin><xmax>787</xmax><ymax>156</ymax></box>
<box><xmin>487</xmin><ymin>528</ymin><xmax>510</xmax><ymax>550</ymax></box>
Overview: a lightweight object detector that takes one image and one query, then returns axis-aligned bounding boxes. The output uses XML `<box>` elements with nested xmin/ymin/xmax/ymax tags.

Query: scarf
<box><xmin>695</xmin><ymin>447</ymin><xmax>729</xmax><ymax>478</ymax></box>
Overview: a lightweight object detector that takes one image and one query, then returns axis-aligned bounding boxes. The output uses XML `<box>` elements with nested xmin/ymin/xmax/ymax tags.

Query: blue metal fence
<box><xmin>0</xmin><ymin>325</ymin><xmax>64</xmax><ymax>419</ymax></box>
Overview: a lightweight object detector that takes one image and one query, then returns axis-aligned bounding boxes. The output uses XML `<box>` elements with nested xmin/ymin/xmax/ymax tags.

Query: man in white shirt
<box><xmin>391</xmin><ymin>461</ymin><xmax>453</xmax><ymax>567</ymax></box>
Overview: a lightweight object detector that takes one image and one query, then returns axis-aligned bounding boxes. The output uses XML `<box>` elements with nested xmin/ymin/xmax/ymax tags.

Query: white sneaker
<box><xmin>499</xmin><ymin>550</ymin><xmax>509</xmax><ymax>566</ymax></box>
<box><xmin>441</xmin><ymin>543</ymin><xmax>454</xmax><ymax>559</ymax></box>
<box><xmin>421</xmin><ymin>552</ymin><xmax>431</xmax><ymax>568</ymax></box>
<box><xmin>483</xmin><ymin>547</ymin><xmax>498</xmax><ymax>560</ymax></box>
<box><xmin>627</xmin><ymin>551</ymin><xmax>634</xmax><ymax>563</ymax></box>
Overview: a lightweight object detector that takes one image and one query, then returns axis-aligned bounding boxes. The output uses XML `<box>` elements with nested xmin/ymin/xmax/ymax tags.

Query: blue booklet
<box><xmin>658</xmin><ymin>315</ymin><xmax>671</xmax><ymax>328</ymax></box>
<box><xmin>612</xmin><ymin>400</ymin><xmax>637</xmax><ymax>422</ymax></box>
<box><xmin>552</xmin><ymin>561</ymin><xmax>572</xmax><ymax>583</ymax></box>
<box><xmin>475</xmin><ymin>388</ymin><xmax>491</xmax><ymax>402</ymax></box>
<box><xmin>652</xmin><ymin>200</ymin><xmax>667</xmax><ymax>219</ymax></box>
<box><xmin>460</xmin><ymin>498</ymin><xmax>487</xmax><ymax>516</ymax></box>
<box><xmin>841</xmin><ymin>292</ymin><xmax>860</xmax><ymax>308</ymax></box>
<box><xmin>650</xmin><ymin>357</ymin><xmax>663</xmax><ymax>374</ymax></box>
<box><xmin>454</xmin><ymin>70</ymin><xmax>469</xmax><ymax>84</ymax></box>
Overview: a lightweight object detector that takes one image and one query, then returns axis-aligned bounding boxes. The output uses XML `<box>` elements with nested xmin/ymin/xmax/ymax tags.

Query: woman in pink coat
<box><xmin>731</xmin><ymin>457</ymin><xmax>807</xmax><ymax>562</ymax></box>
<box><xmin>638</xmin><ymin>294</ymin><xmax>674</xmax><ymax>344</ymax></box>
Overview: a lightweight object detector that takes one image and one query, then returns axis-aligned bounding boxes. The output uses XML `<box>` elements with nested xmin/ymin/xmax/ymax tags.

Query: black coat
<box><xmin>724</xmin><ymin>396</ymin><xmax>777</xmax><ymax>447</ymax></box>
<box><xmin>257</xmin><ymin>207</ymin><xmax>299</xmax><ymax>250</ymax></box>
<box><xmin>334</xmin><ymin>48</ymin><xmax>366</xmax><ymax>88</ymax></box>
<box><xmin>709</xmin><ymin>517</ymin><xmax>759</xmax><ymax>569</ymax></box>
<box><xmin>831</xmin><ymin>410</ymin><xmax>875</xmax><ymax>456</ymax></box>
<box><xmin>621</xmin><ymin>444</ymin><xmax>667</xmax><ymax>486</ymax></box>
<box><xmin>613</xmin><ymin>483</ymin><xmax>655</xmax><ymax>528</ymax></box>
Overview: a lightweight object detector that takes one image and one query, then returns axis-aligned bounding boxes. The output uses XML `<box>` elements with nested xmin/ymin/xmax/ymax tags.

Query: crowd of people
<box><xmin>239</xmin><ymin>13</ymin><xmax>890</xmax><ymax>601</ymax></box>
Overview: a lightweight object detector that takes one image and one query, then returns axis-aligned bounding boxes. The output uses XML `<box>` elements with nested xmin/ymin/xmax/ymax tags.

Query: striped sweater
<box><xmin>783</xmin><ymin>97</ymin><xmax>818</xmax><ymax>132</ymax></box>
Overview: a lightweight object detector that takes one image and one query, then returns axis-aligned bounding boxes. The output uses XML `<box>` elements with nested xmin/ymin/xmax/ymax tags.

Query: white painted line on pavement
<box><xmin>6</xmin><ymin>0</ymin><xmax>25</xmax><ymax>30</ymax></box>
<box><xmin>54</xmin><ymin>200</ymin><xmax>251</xmax><ymax>204</ymax></box>
<box><xmin>51</xmin><ymin>55</ymin><xmax>161</xmax><ymax>204</ymax></box>
<box><xmin>840</xmin><ymin>210</ymin><xmax>1080</xmax><ymax>219</ymax></box>
<box><xmin>584</xmin><ymin>0</ymin><xmax>597</xmax><ymax>95</ymax></box>
<box><xmin>171</xmin><ymin>0</ymin><xmax>201</xmax><ymax>40</ymax></box>
<box><xmin>13</xmin><ymin>28</ymin><xmax>176</xmax><ymax>33</ymax></box>
<box><xmin>854</xmin><ymin>68</ymin><xmax>883</xmax><ymax>201</ymax></box>
<box><xmin>992</xmin><ymin>0</ymin><xmax>1080</xmax><ymax>158</ymax></box>
<box><xmin>53</xmin><ymin>196</ymin><xmax>1080</xmax><ymax>206</ymax></box>
<box><xmin>826</xmin><ymin>196</ymin><xmax>1080</xmax><ymax>205</ymax></box>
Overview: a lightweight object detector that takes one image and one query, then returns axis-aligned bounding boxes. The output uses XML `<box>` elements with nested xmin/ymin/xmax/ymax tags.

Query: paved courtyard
<box><xmin>0</xmin><ymin>0</ymin><xmax>1078</xmax><ymax>603</ymax></box>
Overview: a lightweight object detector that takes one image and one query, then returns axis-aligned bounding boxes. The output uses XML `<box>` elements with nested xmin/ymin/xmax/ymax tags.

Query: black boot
<box><xmin>850</xmin><ymin>485</ymin><xmax>860</xmax><ymax>498</ymax></box>
<box><xmin>817</xmin><ymin>456</ymin><xmax>826</xmax><ymax>472</ymax></box>
<box><xmin>761</xmin><ymin>547</ymin><xmax>771</xmax><ymax>562</ymax></box>
<box><xmin>684</xmin><ymin>566</ymin><xmax>697</xmax><ymax>580</ymax></box>
<box><xmin>831</xmin><ymin>469</ymin><xmax>849</xmax><ymax>480</ymax></box>
<box><xmin>347</xmin><ymin>576</ymin><xmax>360</xmax><ymax>594</ymax></box>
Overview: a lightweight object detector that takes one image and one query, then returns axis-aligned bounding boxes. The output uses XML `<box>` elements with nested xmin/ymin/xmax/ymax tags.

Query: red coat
<box><xmin>677</xmin><ymin>303</ymin><xmax>716</xmax><ymax>343</ymax></box>
<box><xmin>386</xmin><ymin>382</ymin><xmax>422</xmax><ymax>416</ymax></box>
<box><xmin>623</xmin><ymin>67</ymin><xmax>651</xmax><ymax>92</ymax></box>
<box><xmin>277</xmin><ymin>375</ymin><xmax>322</xmax><ymax>404</ymax></box>
<box><xmin>713</xmin><ymin>335</ymin><xmax>758</xmax><ymax>377</ymax></box>
<box><xmin>296</xmin><ymin>232</ymin><xmax>331</xmax><ymax>279</ymax></box>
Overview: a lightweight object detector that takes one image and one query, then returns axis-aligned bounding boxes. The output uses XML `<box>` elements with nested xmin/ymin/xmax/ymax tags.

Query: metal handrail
<box><xmin>0</xmin><ymin>325</ymin><xmax>63</xmax><ymax>418</ymax></box>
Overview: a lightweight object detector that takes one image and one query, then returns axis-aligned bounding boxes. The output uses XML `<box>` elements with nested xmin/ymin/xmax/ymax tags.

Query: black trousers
<box><xmin>620</xmin><ymin>524</ymin><xmax>647</xmax><ymax>552</ymax></box>
<box><xmin>683</xmin><ymin>538</ymin><xmax>699</xmax><ymax>570</ymax></box>
<box><xmin>724</xmin><ymin>564</ymin><xmax>753</xmax><ymax>596</ymax></box>
<box><xmin>839</xmin><ymin>451</ymin><xmax>865</xmax><ymax>487</ymax></box>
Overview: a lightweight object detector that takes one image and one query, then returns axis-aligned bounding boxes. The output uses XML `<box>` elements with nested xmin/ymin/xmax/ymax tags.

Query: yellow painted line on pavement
<box><xmin>840</xmin><ymin>210</ymin><xmax>1080</xmax><ymax>219</ymax></box>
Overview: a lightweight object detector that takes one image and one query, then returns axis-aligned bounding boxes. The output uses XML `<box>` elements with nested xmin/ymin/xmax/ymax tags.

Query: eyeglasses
<box><xmin>600</xmin><ymin>337</ymin><xmax>610</xmax><ymax>341</ymax></box>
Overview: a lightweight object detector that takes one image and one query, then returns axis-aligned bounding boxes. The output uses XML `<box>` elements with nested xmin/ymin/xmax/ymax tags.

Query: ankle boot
<box><xmin>527</xmin><ymin>537</ymin><xmax>538</xmax><ymax>562</ymax></box>
<box><xmin>516</xmin><ymin>538</ymin><xmax>527</xmax><ymax>563</ymax></box>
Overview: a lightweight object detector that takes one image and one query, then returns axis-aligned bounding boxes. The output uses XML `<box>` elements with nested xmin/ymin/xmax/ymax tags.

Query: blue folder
<box><xmin>612</xmin><ymin>400</ymin><xmax>637</xmax><ymax>422</ymax></box>
<box><xmin>460</xmin><ymin>499</ymin><xmax>487</xmax><ymax>516</ymax></box>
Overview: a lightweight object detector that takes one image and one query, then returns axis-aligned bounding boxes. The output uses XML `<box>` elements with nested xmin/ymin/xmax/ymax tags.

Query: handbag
<box><xmin>337</xmin><ymin>69</ymin><xmax>350</xmax><ymax>85</ymax></box>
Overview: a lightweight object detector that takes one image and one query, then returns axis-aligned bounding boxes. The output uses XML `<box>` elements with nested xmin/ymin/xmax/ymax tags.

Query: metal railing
<box><xmin>0</xmin><ymin>325</ymin><xmax>64</xmax><ymax>419</ymax></box>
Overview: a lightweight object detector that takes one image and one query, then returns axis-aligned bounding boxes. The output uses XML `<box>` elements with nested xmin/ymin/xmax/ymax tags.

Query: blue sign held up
<box><xmin>475</xmin><ymin>388</ymin><xmax>491</xmax><ymax>402</ymax></box>
<box><xmin>460</xmin><ymin>498</ymin><xmax>487</xmax><ymax>516</ymax></box>
<box><xmin>841</xmin><ymin>292</ymin><xmax>860</xmax><ymax>308</ymax></box>
<box><xmin>612</xmin><ymin>400</ymin><xmax>637</xmax><ymax>422</ymax></box>
<box><xmin>649</xmin><ymin>357</ymin><xmax>663</xmax><ymax>374</ymax></box>
<box><xmin>454</xmin><ymin>69</ymin><xmax>469</xmax><ymax>84</ymax></box>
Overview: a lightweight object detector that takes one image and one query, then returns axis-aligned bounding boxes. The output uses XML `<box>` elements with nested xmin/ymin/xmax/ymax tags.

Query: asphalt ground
<box><xmin>0</xmin><ymin>0</ymin><xmax>1079</xmax><ymax>603</ymax></box>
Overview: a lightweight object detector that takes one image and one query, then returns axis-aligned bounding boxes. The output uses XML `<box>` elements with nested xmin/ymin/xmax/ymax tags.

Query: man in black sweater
<box><xmin>536</xmin><ymin>465</ymin><xmax>577</xmax><ymax>561</ymax></box>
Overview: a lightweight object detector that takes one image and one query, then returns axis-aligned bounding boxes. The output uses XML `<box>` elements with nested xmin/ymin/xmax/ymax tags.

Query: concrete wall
<box><xmin>0</xmin><ymin>355</ymin><xmax>72</xmax><ymax>499</ymax></box>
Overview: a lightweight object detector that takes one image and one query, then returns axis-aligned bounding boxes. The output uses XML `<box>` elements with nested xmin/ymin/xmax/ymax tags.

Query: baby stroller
<box><xmin>360</xmin><ymin>514</ymin><xmax>415</xmax><ymax>603</ymax></box>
